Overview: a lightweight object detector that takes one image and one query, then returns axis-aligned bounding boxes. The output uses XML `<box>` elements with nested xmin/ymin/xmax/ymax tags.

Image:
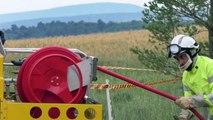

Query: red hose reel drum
<box><xmin>17</xmin><ymin>46</ymin><xmax>88</xmax><ymax>104</ymax></box>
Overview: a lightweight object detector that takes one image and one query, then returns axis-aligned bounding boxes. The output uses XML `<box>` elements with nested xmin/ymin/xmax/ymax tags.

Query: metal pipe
<box><xmin>97</xmin><ymin>66</ymin><xmax>204</xmax><ymax>120</ymax></box>
<box><xmin>3</xmin><ymin>63</ymin><xmax>14</xmax><ymax>66</ymax></box>
<box><xmin>4</xmin><ymin>48</ymin><xmax>88</xmax><ymax>57</ymax></box>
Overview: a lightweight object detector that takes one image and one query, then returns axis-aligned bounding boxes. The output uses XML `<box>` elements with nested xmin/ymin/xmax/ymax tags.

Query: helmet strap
<box><xmin>191</xmin><ymin>48</ymin><xmax>200</xmax><ymax>58</ymax></box>
<box><xmin>182</xmin><ymin>48</ymin><xmax>200</xmax><ymax>71</ymax></box>
<box><xmin>178</xmin><ymin>54</ymin><xmax>193</xmax><ymax>71</ymax></box>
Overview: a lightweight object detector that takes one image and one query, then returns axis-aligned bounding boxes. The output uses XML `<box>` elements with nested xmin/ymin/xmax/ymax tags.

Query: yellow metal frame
<box><xmin>0</xmin><ymin>55</ymin><xmax>102</xmax><ymax>120</ymax></box>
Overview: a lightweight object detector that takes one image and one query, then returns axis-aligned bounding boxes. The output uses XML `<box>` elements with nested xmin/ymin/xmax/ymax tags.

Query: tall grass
<box><xmin>4</xmin><ymin>30</ymin><xmax>207</xmax><ymax>120</ymax></box>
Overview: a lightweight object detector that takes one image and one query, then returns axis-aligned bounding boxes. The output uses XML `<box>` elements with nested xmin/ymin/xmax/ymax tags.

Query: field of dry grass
<box><xmin>5</xmin><ymin>29</ymin><xmax>208</xmax><ymax>66</ymax></box>
<box><xmin>5</xmin><ymin>30</ymin><xmax>154</xmax><ymax>67</ymax></box>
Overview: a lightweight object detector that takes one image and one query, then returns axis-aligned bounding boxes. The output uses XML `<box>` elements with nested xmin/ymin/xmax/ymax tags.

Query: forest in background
<box><xmin>2</xmin><ymin>19</ymin><xmax>143</xmax><ymax>40</ymax></box>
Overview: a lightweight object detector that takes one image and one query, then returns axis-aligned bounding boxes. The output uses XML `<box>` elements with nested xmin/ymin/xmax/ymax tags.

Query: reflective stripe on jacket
<box><xmin>183</xmin><ymin>55</ymin><xmax>213</xmax><ymax>117</ymax></box>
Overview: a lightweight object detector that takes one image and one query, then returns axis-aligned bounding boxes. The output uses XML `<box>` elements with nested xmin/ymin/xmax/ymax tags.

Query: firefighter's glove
<box><xmin>173</xmin><ymin>110</ymin><xmax>193</xmax><ymax>120</ymax></box>
<box><xmin>175</xmin><ymin>97</ymin><xmax>193</xmax><ymax>109</ymax></box>
<box><xmin>173</xmin><ymin>114</ymin><xmax>189</xmax><ymax>120</ymax></box>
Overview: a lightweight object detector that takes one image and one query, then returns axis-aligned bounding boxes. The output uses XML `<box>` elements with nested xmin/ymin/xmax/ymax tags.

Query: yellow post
<box><xmin>0</xmin><ymin>54</ymin><xmax>7</xmax><ymax>120</ymax></box>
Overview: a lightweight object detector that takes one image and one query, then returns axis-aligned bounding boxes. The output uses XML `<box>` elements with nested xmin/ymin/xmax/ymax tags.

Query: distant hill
<box><xmin>0</xmin><ymin>2</ymin><xmax>144</xmax><ymax>29</ymax></box>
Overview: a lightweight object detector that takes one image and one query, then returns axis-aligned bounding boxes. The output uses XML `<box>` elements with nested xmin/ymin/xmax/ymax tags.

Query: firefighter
<box><xmin>168</xmin><ymin>34</ymin><xmax>213</xmax><ymax>120</ymax></box>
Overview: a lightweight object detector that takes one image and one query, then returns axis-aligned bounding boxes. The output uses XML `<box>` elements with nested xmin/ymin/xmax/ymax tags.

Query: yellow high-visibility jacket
<box><xmin>183</xmin><ymin>55</ymin><xmax>213</xmax><ymax>119</ymax></box>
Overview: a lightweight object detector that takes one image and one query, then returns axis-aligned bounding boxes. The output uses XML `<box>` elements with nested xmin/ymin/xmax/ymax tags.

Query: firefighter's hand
<box><xmin>175</xmin><ymin>97</ymin><xmax>193</xmax><ymax>109</ymax></box>
<box><xmin>173</xmin><ymin>110</ymin><xmax>193</xmax><ymax>120</ymax></box>
<box><xmin>173</xmin><ymin>114</ymin><xmax>188</xmax><ymax>120</ymax></box>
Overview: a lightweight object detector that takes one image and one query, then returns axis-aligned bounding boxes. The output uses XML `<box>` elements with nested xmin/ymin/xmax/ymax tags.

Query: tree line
<box><xmin>2</xmin><ymin>19</ymin><xmax>143</xmax><ymax>40</ymax></box>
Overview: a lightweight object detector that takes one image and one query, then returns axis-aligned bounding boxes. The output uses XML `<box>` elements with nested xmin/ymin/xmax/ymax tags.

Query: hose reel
<box><xmin>17</xmin><ymin>46</ymin><xmax>97</xmax><ymax>104</ymax></box>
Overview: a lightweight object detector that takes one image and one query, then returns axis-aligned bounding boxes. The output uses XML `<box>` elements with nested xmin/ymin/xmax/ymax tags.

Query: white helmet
<box><xmin>168</xmin><ymin>34</ymin><xmax>200</xmax><ymax>71</ymax></box>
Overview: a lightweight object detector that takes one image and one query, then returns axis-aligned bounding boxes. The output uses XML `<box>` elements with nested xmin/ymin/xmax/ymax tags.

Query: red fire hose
<box><xmin>97</xmin><ymin>66</ymin><xmax>204</xmax><ymax>120</ymax></box>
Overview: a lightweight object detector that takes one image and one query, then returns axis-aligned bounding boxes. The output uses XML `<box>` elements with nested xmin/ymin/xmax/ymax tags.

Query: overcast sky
<box><xmin>0</xmin><ymin>0</ymin><xmax>151</xmax><ymax>15</ymax></box>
